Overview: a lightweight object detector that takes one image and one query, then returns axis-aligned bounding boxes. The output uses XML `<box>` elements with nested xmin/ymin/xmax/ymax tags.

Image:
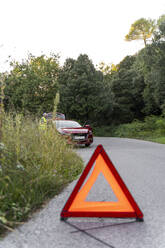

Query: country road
<box><xmin>0</xmin><ymin>137</ymin><xmax>165</xmax><ymax>248</ymax></box>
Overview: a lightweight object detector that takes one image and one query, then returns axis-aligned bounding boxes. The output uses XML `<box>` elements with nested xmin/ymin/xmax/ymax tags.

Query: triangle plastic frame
<box><xmin>60</xmin><ymin>144</ymin><xmax>143</xmax><ymax>221</ymax></box>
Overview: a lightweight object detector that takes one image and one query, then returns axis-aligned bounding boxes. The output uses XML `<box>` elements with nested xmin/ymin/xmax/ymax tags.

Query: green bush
<box><xmin>93</xmin><ymin>125</ymin><xmax>116</xmax><ymax>137</ymax></box>
<box><xmin>113</xmin><ymin>120</ymin><xmax>147</xmax><ymax>138</ymax></box>
<box><xmin>143</xmin><ymin>115</ymin><xmax>158</xmax><ymax>131</ymax></box>
<box><xmin>155</xmin><ymin>118</ymin><xmax>165</xmax><ymax>136</ymax></box>
<box><xmin>94</xmin><ymin>116</ymin><xmax>165</xmax><ymax>142</ymax></box>
<box><xmin>0</xmin><ymin>114</ymin><xmax>83</xmax><ymax>234</ymax></box>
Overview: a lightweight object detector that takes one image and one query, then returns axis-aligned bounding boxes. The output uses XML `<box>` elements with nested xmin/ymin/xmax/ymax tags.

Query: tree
<box><xmin>0</xmin><ymin>73</ymin><xmax>5</xmax><ymax>143</ymax></box>
<box><xmin>154</xmin><ymin>15</ymin><xmax>165</xmax><ymax>41</ymax></box>
<box><xmin>58</xmin><ymin>54</ymin><xmax>109</xmax><ymax>125</ymax></box>
<box><xmin>157</xmin><ymin>14</ymin><xmax>165</xmax><ymax>27</ymax></box>
<box><xmin>125</xmin><ymin>18</ymin><xmax>156</xmax><ymax>46</ymax></box>
<box><xmin>97</xmin><ymin>62</ymin><xmax>118</xmax><ymax>75</ymax></box>
<box><xmin>109</xmin><ymin>56</ymin><xmax>145</xmax><ymax>123</ymax></box>
<box><xmin>134</xmin><ymin>40</ymin><xmax>165</xmax><ymax>116</ymax></box>
<box><xmin>4</xmin><ymin>54</ymin><xmax>60</xmax><ymax>115</ymax></box>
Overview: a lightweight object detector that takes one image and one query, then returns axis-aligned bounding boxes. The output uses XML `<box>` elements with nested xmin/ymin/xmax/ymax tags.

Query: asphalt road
<box><xmin>0</xmin><ymin>137</ymin><xmax>165</xmax><ymax>248</ymax></box>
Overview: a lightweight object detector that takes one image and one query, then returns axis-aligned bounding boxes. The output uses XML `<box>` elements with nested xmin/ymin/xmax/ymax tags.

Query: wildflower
<box><xmin>16</xmin><ymin>163</ymin><xmax>24</xmax><ymax>170</ymax></box>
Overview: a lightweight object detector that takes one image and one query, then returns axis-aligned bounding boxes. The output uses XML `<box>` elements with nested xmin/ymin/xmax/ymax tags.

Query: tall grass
<box><xmin>0</xmin><ymin>113</ymin><xmax>83</xmax><ymax>234</ymax></box>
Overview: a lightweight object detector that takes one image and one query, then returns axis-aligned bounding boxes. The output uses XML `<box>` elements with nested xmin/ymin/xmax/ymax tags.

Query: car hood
<box><xmin>57</xmin><ymin>127</ymin><xmax>89</xmax><ymax>134</ymax></box>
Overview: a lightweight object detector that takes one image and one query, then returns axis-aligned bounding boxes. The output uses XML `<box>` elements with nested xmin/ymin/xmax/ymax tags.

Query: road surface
<box><xmin>0</xmin><ymin>137</ymin><xmax>165</xmax><ymax>248</ymax></box>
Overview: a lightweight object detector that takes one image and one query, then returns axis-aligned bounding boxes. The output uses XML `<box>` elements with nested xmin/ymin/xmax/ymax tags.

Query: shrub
<box><xmin>93</xmin><ymin>125</ymin><xmax>116</xmax><ymax>137</ymax></box>
<box><xmin>94</xmin><ymin>115</ymin><xmax>165</xmax><ymax>141</ymax></box>
<box><xmin>155</xmin><ymin>118</ymin><xmax>165</xmax><ymax>136</ymax></box>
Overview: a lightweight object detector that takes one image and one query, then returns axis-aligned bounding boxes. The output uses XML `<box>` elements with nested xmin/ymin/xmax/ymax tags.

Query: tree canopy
<box><xmin>58</xmin><ymin>54</ymin><xmax>108</xmax><ymax>125</ymax></box>
<box><xmin>4</xmin><ymin>54</ymin><xmax>60</xmax><ymax>115</ymax></box>
<box><xmin>125</xmin><ymin>18</ymin><xmax>156</xmax><ymax>46</ymax></box>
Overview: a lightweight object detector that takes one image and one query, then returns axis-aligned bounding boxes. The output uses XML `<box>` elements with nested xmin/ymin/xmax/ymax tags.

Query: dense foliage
<box><xmin>1</xmin><ymin>15</ymin><xmax>165</xmax><ymax>126</ymax></box>
<box><xmin>94</xmin><ymin>115</ymin><xmax>165</xmax><ymax>144</ymax></box>
<box><xmin>58</xmin><ymin>54</ymin><xmax>111</xmax><ymax>125</ymax></box>
<box><xmin>4</xmin><ymin>54</ymin><xmax>59</xmax><ymax>116</ymax></box>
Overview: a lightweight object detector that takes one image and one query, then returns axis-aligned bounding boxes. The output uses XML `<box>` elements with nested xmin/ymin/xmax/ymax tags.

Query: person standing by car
<box><xmin>39</xmin><ymin>113</ymin><xmax>47</xmax><ymax>130</ymax></box>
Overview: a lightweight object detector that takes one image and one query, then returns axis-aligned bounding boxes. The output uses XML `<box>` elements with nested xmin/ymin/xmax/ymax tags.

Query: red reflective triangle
<box><xmin>60</xmin><ymin>145</ymin><xmax>143</xmax><ymax>220</ymax></box>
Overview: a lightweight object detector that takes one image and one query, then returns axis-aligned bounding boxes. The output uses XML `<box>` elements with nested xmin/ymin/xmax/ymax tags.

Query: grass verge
<box><xmin>0</xmin><ymin>114</ymin><xmax>83</xmax><ymax>235</ymax></box>
<box><xmin>93</xmin><ymin>115</ymin><xmax>165</xmax><ymax>144</ymax></box>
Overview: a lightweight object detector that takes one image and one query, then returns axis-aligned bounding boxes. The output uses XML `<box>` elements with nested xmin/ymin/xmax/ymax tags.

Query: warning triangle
<box><xmin>60</xmin><ymin>145</ymin><xmax>143</xmax><ymax>220</ymax></box>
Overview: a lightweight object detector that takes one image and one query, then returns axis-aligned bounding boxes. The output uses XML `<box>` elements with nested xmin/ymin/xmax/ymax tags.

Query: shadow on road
<box><xmin>63</xmin><ymin>219</ymin><xmax>137</xmax><ymax>248</ymax></box>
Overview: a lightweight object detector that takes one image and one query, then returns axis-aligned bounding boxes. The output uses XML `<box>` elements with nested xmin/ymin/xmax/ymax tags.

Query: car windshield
<box><xmin>55</xmin><ymin>120</ymin><xmax>82</xmax><ymax>129</ymax></box>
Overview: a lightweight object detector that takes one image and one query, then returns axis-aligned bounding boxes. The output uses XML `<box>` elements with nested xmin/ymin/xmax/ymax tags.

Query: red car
<box><xmin>54</xmin><ymin>120</ymin><xmax>93</xmax><ymax>147</ymax></box>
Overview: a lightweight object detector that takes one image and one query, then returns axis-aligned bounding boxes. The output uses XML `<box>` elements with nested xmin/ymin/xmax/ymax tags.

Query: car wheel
<box><xmin>85</xmin><ymin>143</ymin><xmax>90</xmax><ymax>147</ymax></box>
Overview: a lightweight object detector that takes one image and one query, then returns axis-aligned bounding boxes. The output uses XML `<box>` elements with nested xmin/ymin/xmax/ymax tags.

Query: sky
<box><xmin>0</xmin><ymin>0</ymin><xmax>165</xmax><ymax>72</ymax></box>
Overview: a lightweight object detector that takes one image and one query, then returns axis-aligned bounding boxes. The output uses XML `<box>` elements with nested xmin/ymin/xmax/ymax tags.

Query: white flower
<box><xmin>0</xmin><ymin>143</ymin><xmax>5</xmax><ymax>150</ymax></box>
<box><xmin>16</xmin><ymin>163</ymin><xmax>24</xmax><ymax>170</ymax></box>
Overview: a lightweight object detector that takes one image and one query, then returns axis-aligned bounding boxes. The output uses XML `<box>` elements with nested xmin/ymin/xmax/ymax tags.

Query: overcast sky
<box><xmin>0</xmin><ymin>0</ymin><xmax>165</xmax><ymax>71</ymax></box>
